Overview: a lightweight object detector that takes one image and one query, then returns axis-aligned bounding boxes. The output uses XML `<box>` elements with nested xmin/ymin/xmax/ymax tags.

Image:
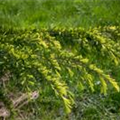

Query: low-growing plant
<box><xmin>0</xmin><ymin>26</ymin><xmax>120</xmax><ymax>119</ymax></box>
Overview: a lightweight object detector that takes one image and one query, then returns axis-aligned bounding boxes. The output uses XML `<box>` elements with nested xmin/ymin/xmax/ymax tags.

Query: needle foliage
<box><xmin>0</xmin><ymin>26</ymin><xmax>120</xmax><ymax>119</ymax></box>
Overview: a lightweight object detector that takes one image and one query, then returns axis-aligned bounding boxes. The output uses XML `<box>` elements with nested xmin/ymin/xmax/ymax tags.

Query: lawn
<box><xmin>0</xmin><ymin>0</ymin><xmax>120</xmax><ymax>28</ymax></box>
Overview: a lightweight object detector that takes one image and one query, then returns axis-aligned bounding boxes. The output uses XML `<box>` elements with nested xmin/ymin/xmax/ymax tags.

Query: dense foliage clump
<box><xmin>0</xmin><ymin>26</ymin><xmax>120</xmax><ymax>119</ymax></box>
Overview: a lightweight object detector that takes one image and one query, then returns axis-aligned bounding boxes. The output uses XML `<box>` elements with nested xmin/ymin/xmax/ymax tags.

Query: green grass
<box><xmin>0</xmin><ymin>0</ymin><xmax>120</xmax><ymax>29</ymax></box>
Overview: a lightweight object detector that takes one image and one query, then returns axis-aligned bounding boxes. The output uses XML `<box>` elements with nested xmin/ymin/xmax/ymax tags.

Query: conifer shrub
<box><xmin>0</xmin><ymin>26</ymin><xmax>120</xmax><ymax>119</ymax></box>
